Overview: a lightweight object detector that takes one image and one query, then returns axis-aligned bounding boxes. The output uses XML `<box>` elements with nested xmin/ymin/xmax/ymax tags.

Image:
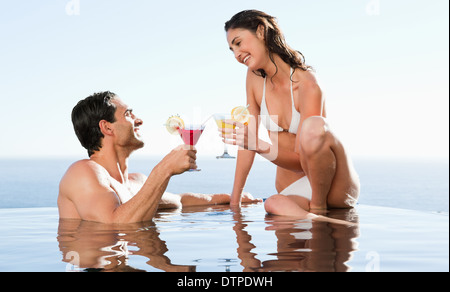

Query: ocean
<box><xmin>0</xmin><ymin>156</ymin><xmax>448</xmax><ymax>272</ymax></box>
<box><xmin>0</xmin><ymin>156</ymin><xmax>448</xmax><ymax>213</ymax></box>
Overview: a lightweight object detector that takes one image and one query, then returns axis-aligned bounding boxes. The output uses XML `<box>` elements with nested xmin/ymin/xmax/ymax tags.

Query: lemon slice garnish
<box><xmin>231</xmin><ymin>106</ymin><xmax>250</xmax><ymax>125</ymax></box>
<box><xmin>166</xmin><ymin>115</ymin><xmax>185</xmax><ymax>135</ymax></box>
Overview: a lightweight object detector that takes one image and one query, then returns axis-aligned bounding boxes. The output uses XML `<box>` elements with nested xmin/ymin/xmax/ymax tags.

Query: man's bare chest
<box><xmin>108</xmin><ymin>178</ymin><xmax>141</xmax><ymax>204</ymax></box>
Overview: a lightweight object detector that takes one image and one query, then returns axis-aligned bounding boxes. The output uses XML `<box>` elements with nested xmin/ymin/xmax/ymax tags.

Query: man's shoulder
<box><xmin>60</xmin><ymin>159</ymin><xmax>108</xmax><ymax>189</ymax></box>
<box><xmin>65</xmin><ymin>159</ymin><xmax>104</xmax><ymax>176</ymax></box>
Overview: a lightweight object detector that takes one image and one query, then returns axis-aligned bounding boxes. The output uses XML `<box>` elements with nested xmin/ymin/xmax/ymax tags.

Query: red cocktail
<box><xmin>179</xmin><ymin>125</ymin><xmax>205</xmax><ymax>171</ymax></box>
<box><xmin>179</xmin><ymin>127</ymin><xmax>204</xmax><ymax>146</ymax></box>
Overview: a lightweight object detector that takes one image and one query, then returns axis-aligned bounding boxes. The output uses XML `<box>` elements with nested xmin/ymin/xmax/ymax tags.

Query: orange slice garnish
<box><xmin>231</xmin><ymin>106</ymin><xmax>250</xmax><ymax>125</ymax></box>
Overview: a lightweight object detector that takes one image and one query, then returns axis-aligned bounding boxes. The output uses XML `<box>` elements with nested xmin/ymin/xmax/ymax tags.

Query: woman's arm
<box><xmin>231</xmin><ymin>149</ymin><xmax>256</xmax><ymax>205</ymax></box>
<box><xmin>229</xmin><ymin>72</ymin><xmax>261</xmax><ymax>206</ymax></box>
<box><xmin>257</xmin><ymin>140</ymin><xmax>303</xmax><ymax>172</ymax></box>
<box><xmin>225</xmin><ymin>72</ymin><xmax>324</xmax><ymax>172</ymax></box>
<box><xmin>222</xmin><ymin>121</ymin><xmax>305</xmax><ymax>173</ymax></box>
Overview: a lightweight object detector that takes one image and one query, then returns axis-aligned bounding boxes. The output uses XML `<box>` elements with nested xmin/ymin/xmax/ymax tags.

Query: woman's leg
<box><xmin>158</xmin><ymin>192</ymin><xmax>261</xmax><ymax>210</ymax></box>
<box><xmin>158</xmin><ymin>192</ymin><xmax>229</xmax><ymax>209</ymax></box>
<box><xmin>264</xmin><ymin>194</ymin><xmax>313</xmax><ymax>218</ymax></box>
<box><xmin>180</xmin><ymin>192</ymin><xmax>261</xmax><ymax>207</ymax></box>
<box><xmin>299</xmin><ymin>117</ymin><xmax>360</xmax><ymax>210</ymax></box>
<box><xmin>264</xmin><ymin>194</ymin><xmax>356</xmax><ymax>225</ymax></box>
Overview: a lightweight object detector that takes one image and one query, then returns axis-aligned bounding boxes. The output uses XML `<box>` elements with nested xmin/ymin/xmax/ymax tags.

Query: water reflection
<box><xmin>57</xmin><ymin>218</ymin><xmax>196</xmax><ymax>272</ymax></box>
<box><xmin>57</xmin><ymin>206</ymin><xmax>359</xmax><ymax>272</ymax></box>
<box><xmin>230</xmin><ymin>207</ymin><xmax>359</xmax><ymax>272</ymax></box>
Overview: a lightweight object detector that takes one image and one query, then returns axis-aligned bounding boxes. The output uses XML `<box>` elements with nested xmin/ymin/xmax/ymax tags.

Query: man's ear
<box><xmin>99</xmin><ymin>120</ymin><xmax>114</xmax><ymax>136</ymax></box>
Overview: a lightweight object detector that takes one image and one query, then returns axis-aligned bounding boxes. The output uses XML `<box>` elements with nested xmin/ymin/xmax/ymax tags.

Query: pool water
<box><xmin>0</xmin><ymin>204</ymin><xmax>448</xmax><ymax>272</ymax></box>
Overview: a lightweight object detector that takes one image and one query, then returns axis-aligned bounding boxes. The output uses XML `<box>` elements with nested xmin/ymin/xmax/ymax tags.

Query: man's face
<box><xmin>110</xmin><ymin>97</ymin><xmax>145</xmax><ymax>151</ymax></box>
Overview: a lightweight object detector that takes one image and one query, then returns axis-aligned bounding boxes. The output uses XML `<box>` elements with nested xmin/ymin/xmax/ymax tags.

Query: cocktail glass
<box><xmin>213</xmin><ymin>114</ymin><xmax>236</xmax><ymax>159</ymax></box>
<box><xmin>178</xmin><ymin>124</ymin><xmax>206</xmax><ymax>171</ymax></box>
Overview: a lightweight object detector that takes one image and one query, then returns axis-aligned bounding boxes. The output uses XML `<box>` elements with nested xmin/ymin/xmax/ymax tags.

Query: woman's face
<box><xmin>226</xmin><ymin>27</ymin><xmax>267</xmax><ymax>70</ymax></box>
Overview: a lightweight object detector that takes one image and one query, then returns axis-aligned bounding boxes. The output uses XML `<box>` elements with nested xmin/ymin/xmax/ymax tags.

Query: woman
<box><xmin>222</xmin><ymin>10</ymin><xmax>360</xmax><ymax>219</ymax></box>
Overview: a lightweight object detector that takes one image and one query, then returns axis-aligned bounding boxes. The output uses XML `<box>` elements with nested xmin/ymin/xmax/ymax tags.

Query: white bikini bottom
<box><xmin>280</xmin><ymin>176</ymin><xmax>312</xmax><ymax>201</ymax></box>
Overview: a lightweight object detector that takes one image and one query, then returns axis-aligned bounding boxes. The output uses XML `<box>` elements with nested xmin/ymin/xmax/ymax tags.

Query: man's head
<box><xmin>72</xmin><ymin>91</ymin><xmax>144</xmax><ymax>157</ymax></box>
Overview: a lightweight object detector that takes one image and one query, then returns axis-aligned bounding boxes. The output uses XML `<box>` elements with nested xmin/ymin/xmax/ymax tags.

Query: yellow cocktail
<box><xmin>214</xmin><ymin>114</ymin><xmax>235</xmax><ymax>130</ymax></box>
<box><xmin>213</xmin><ymin>106</ymin><xmax>249</xmax><ymax>159</ymax></box>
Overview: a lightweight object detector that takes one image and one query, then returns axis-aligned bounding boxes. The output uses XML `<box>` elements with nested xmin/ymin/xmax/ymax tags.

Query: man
<box><xmin>58</xmin><ymin>91</ymin><xmax>259</xmax><ymax>224</ymax></box>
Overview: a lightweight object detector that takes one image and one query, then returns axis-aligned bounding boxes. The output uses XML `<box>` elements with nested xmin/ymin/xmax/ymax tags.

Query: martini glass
<box><xmin>178</xmin><ymin>124</ymin><xmax>206</xmax><ymax>171</ymax></box>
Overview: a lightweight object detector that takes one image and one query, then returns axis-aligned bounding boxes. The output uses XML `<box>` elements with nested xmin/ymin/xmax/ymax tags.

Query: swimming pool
<box><xmin>0</xmin><ymin>204</ymin><xmax>448</xmax><ymax>272</ymax></box>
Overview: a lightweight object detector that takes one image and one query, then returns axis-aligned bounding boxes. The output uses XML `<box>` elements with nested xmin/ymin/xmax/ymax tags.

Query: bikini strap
<box><xmin>290</xmin><ymin>68</ymin><xmax>295</xmax><ymax>108</ymax></box>
<box><xmin>263</xmin><ymin>76</ymin><xmax>267</xmax><ymax>101</ymax></box>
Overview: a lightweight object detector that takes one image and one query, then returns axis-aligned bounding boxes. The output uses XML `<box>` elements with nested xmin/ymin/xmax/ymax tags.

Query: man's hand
<box><xmin>163</xmin><ymin>145</ymin><xmax>198</xmax><ymax>175</ymax></box>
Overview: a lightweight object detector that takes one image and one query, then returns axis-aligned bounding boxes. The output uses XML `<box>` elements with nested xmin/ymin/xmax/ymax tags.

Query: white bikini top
<box><xmin>260</xmin><ymin>68</ymin><xmax>301</xmax><ymax>134</ymax></box>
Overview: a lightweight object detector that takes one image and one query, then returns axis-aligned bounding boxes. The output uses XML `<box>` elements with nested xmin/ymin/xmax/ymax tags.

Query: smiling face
<box><xmin>110</xmin><ymin>97</ymin><xmax>145</xmax><ymax>151</ymax></box>
<box><xmin>226</xmin><ymin>27</ymin><xmax>268</xmax><ymax>71</ymax></box>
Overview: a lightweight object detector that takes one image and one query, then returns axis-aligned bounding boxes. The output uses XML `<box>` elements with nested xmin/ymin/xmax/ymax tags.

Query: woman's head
<box><xmin>225</xmin><ymin>10</ymin><xmax>311</xmax><ymax>78</ymax></box>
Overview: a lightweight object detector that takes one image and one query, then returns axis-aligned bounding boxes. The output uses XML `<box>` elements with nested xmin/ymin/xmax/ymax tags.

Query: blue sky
<box><xmin>0</xmin><ymin>0</ymin><xmax>448</xmax><ymax>159</ymax></box>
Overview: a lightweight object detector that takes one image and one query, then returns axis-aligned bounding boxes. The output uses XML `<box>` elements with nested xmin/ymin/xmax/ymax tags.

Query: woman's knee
<box><xmin>299</xmin><ymin>116</ymin><xmax>330</xmax><ymax>155</ymax></box>
<box><xmin>264</xmin><ymin>194</ymin><xmax>288</xmax><ymax>215</ymax></box>
<box><xmin>265</xmin><ymin>194</ymin><xmax>311</xmax><ymax>217</ymax></box>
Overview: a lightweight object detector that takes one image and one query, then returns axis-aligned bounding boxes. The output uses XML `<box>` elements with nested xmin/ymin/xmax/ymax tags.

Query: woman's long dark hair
<box><xmin>225</xmin><ymin>10</ymin><xmax>312</xmax><ymax>79</ymax></box>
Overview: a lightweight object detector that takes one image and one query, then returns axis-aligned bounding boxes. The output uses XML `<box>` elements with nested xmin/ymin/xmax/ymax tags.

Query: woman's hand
<box><xmin>219</xmin><ymin>119</ymin><xmax>258</xmax><ymax>151</ymax></box>
<box><xmin>230</xmin><ymin>191</ymin><xmax>263</xmax><ymax>207</ymax></box>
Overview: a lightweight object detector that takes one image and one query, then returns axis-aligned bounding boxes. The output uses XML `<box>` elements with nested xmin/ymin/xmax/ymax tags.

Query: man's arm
<box><xmin>112</xmin><ymin>162</ymin><xmax>173</xmax><ymax>223</ymax></box>
<box><xmin>114</xmin><ymin>145</ymin><xmax>197</xmax><ymax>223</ymax></box>
<box><xmin>59</xmin><ymin>145</ymin><xmax>196</xmax><ymax>223</ymax></box>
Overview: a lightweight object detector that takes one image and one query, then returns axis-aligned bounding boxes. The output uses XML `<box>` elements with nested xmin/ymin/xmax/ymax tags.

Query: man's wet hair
<box><xmin>71</xmin><ymin>91</ymin><xmax>117</xmax><ymax>157</ymax></box>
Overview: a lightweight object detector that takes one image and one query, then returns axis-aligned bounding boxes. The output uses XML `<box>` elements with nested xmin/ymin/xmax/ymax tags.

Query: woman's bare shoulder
<box><xmin>297</xmin><ymin>69</ymin><xmax>320</xmax><ymax>87</ymax></box>
<box><xmin>296</xmin><ymin>69</ymin><xmax>322</xmax><ymax>98</ymax></box>
<box><xmin>246</xmin><ymin>70</ymin><xmax>264</xmax><ymax>106</ymax></box>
